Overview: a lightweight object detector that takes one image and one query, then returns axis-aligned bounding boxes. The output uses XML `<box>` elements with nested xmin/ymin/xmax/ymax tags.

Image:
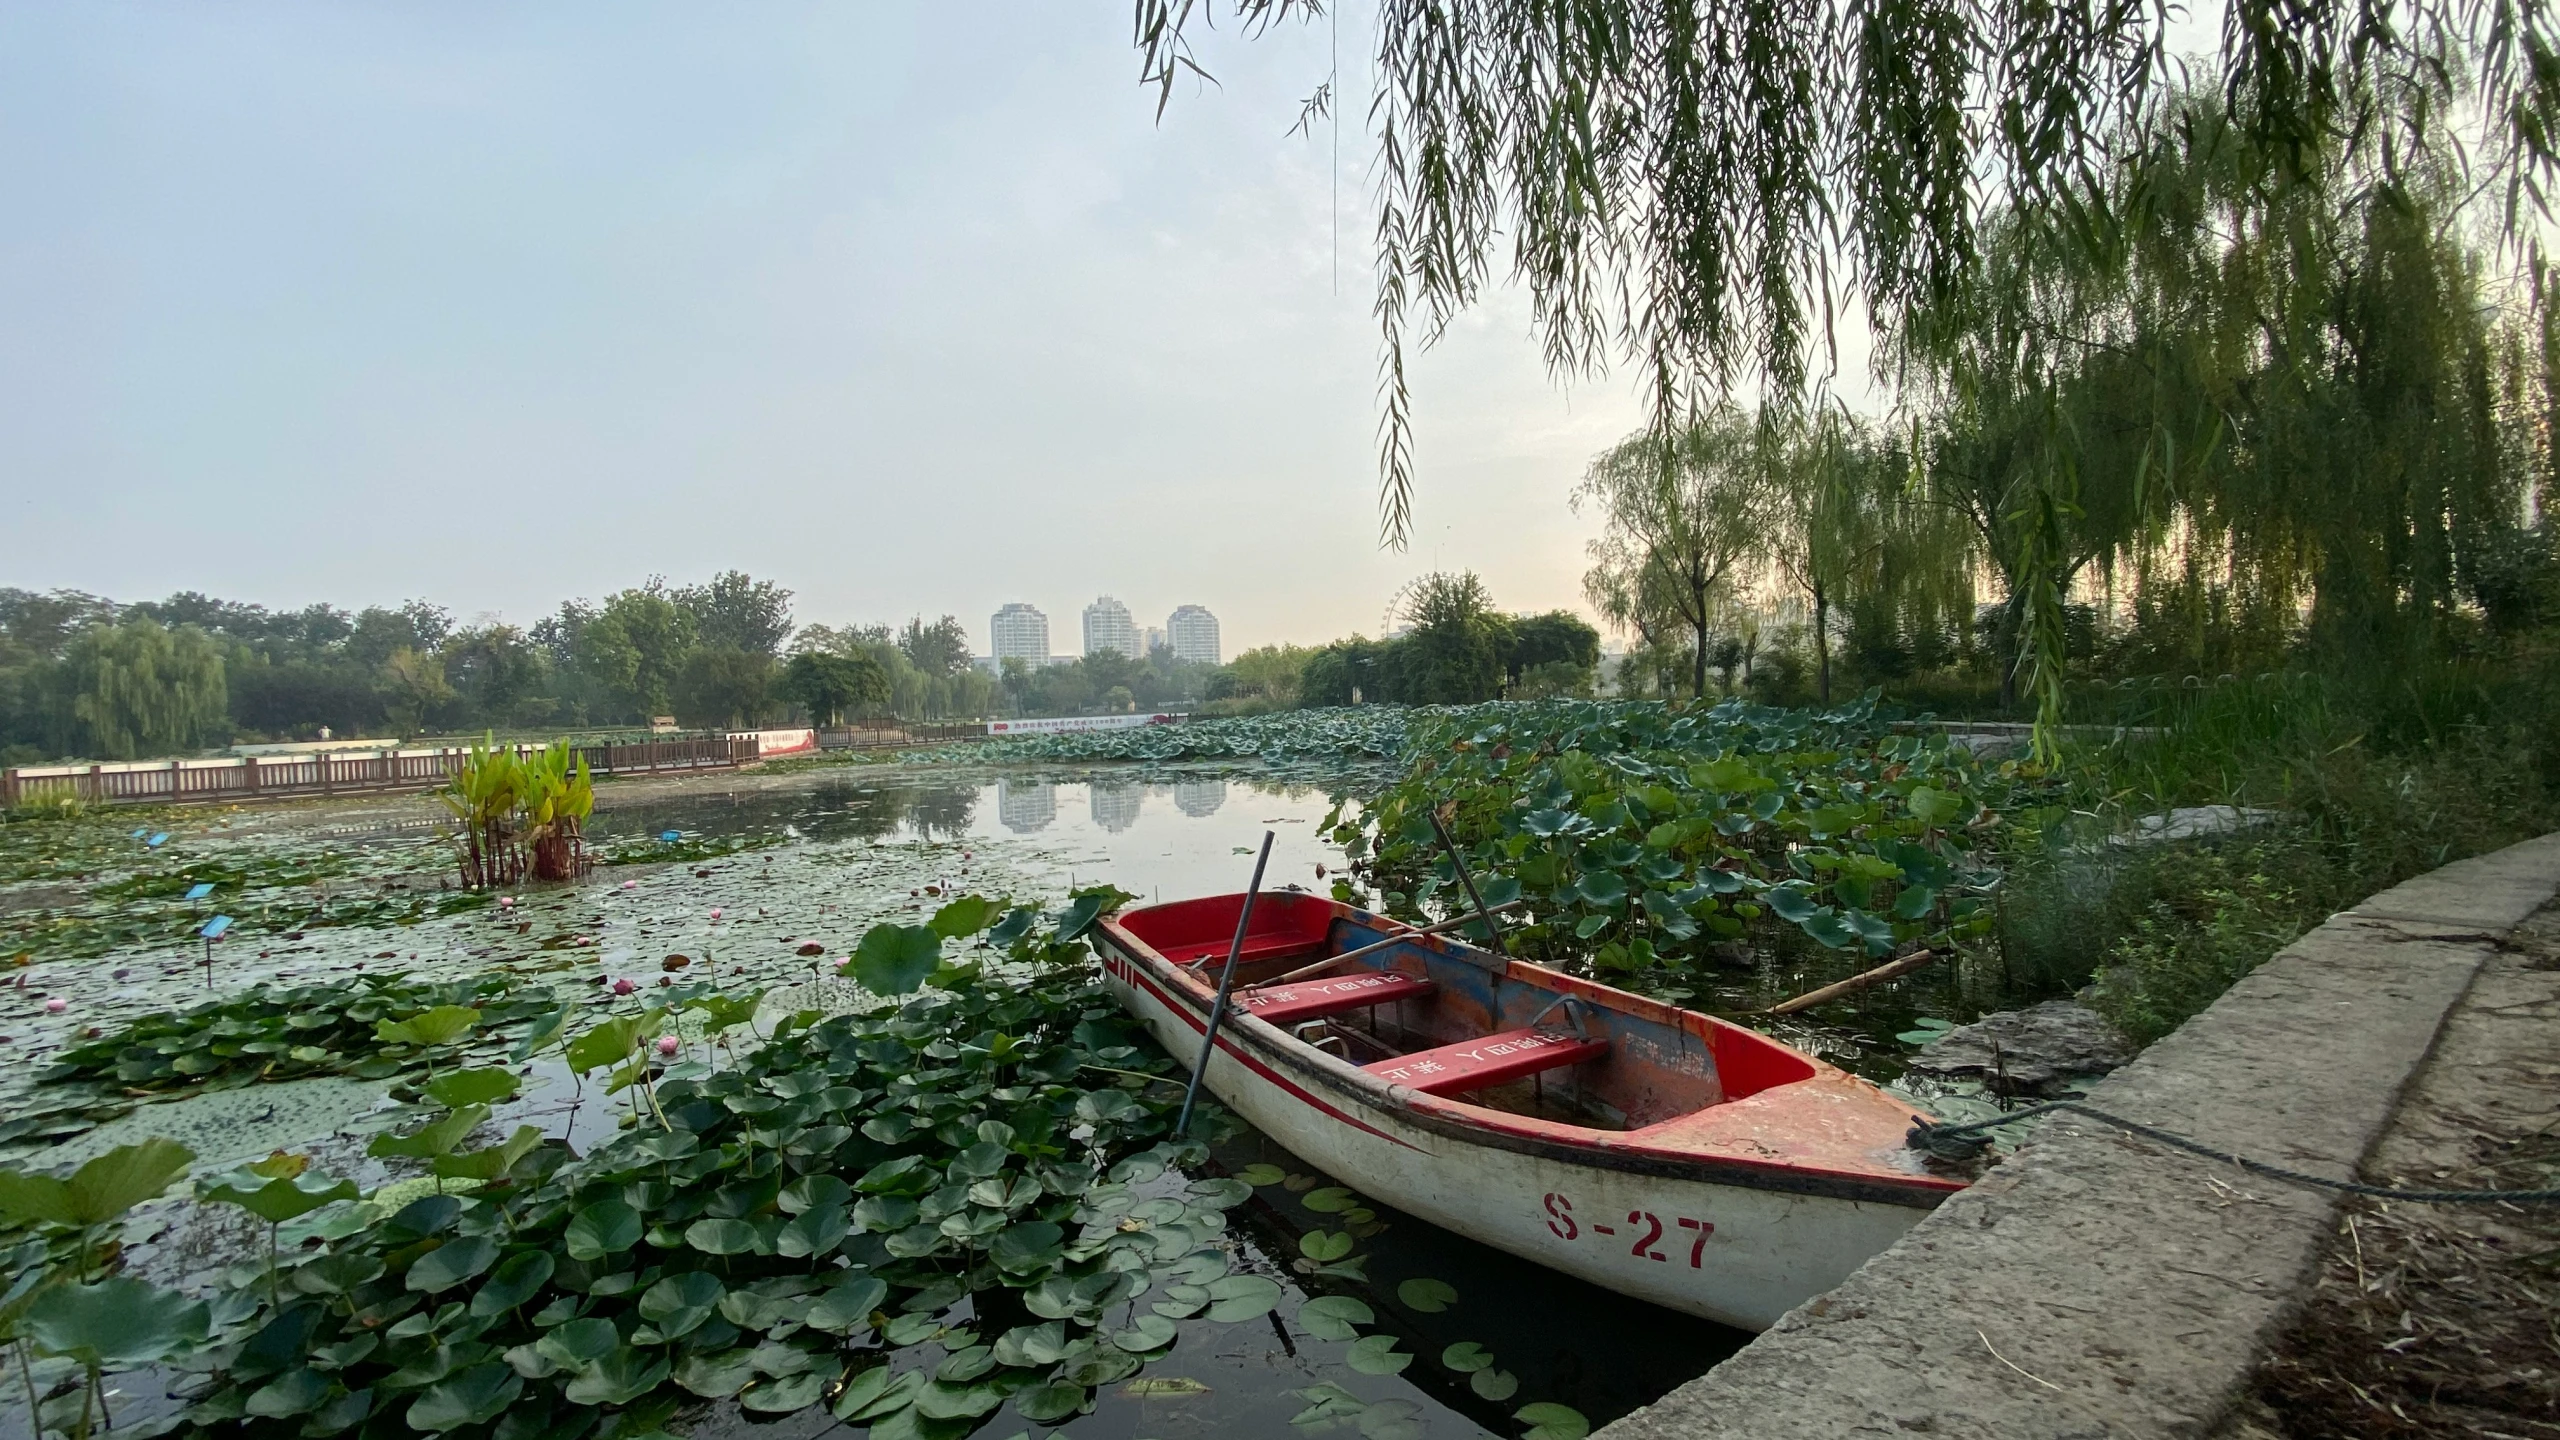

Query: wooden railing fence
<box><xmin>815</xmin><ymin>723</ymin><xmax>986</xmax><ymax>751</ymax></box>
<box><xmin>1</xmin><ymin>736</ymin><xmax>759</xmax><ymax>809</ymax></box>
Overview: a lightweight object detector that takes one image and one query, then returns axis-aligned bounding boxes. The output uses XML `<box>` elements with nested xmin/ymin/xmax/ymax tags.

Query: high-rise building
<box><xmin>998</xmin><ymin>778</ymin><xmax>1056</xmax><ymax>834</ymax></box>
<box><xmin>1089</xmin><ymin>781</ymin><xmax>1144</xmax><ymax>833</ymax></box>
<box><xmin>1141</xmin><ymin>626</ymin><xmax>1168</xmax><ymax>658</ymax></box>
<box><xmin>1173</xmin><ymin>778</ymin><xmax>1226</xmax><ymax>818</ymax></box>
<box><xmin>1082</xmin><ymin>596</ymin><xmax>1139</xmax><ymax>659</ymax></box>
<box><xmin>990</xmin><ymin>603</ymin><xmax>1050</xmax><ymax>664</ymax></box>
<box><xmin>1167</xmin><ymin>605</ymin><xmax>1221</xmax><ymax>664</ymax></box>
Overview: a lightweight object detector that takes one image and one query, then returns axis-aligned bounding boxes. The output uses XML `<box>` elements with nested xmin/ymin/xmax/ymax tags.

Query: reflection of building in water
<box><xmin>997</xmin><ymin>779</ymin><xmax>1056</xmax><ymax>834</ymax></box>
<box><xmin>1173</xmin><ymin>779</ymin><xmax>1226</xmax><ymax>818</ymax></box>
<box><xmin>1090</xmin><ymin>783</ymin><xmax>1144</xmax><ymax>833</ymax></box>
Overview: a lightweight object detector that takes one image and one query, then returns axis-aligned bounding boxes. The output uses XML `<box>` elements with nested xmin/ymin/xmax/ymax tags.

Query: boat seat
<box><xmin>1362</xmin><ymin>1027</ymin><xmax>1607</xmax><ymax>1096</ymax></box>
<box><xmin>1236</xmin><ymin>970</ymin><xmax>1437</xmax><ymax>1026</ymax></box>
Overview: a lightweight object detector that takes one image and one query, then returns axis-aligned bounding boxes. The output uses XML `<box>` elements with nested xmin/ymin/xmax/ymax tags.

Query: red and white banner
<box><xmin>730</xmin><ymin>727</ymin><xmax>819</xmax><ymax>756</ymax></box>
<box><xmin>986</xmin><ymin>713</ymin><xmax>1176</xmax><ymax>736</ymax></box>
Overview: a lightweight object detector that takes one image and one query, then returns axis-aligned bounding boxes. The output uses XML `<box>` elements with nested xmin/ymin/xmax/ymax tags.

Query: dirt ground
<box><xmin>2221</xmin><ymin>903</ymin><xmax>2560</xmax><ymax>1438</ymax></box>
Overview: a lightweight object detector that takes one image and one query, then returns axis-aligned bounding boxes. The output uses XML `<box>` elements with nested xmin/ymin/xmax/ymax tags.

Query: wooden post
<box><xmin>87</xmin><ymin>765</ymin><xmax>102</xmax><ymax>804</ymax></box>
<box><xmin>243</xmin><ymin>756</ymin><xmax>259</xmax><ymax>794</ymax></box>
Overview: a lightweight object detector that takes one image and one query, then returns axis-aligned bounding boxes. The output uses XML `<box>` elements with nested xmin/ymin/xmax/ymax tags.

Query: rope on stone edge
<box><xmin>1905</xmin><ymin>1101</ymin><xmax>2560</xmax><ymax>1204</ymax></box>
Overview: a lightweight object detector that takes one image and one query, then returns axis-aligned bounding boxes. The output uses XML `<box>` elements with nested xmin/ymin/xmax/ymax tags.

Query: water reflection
<box><xmin>582</xmin><ymin>765</ymin><xmax>1353</xmax><ymax>908</ymax></box>
<box><xmin>1090</xmin><ymin>781</ymin><xmax>1145</xmax><ymax>833</ymax></box>
<box><xmin>997</xmin><ymin>778</ymin><xmax>1056</xmax><ymax>833</ymax></box>
<box><xmin>907</xmin><ymin>785</ymin><xmax>977</xmax><ymax>841</ymax></box>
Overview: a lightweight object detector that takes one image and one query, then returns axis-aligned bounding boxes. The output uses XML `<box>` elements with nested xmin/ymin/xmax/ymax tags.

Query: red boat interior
<box><xmin>1113</xmin><ymin>891</ymin><xmax>1826</xmax><ymax>1132</ymax></box>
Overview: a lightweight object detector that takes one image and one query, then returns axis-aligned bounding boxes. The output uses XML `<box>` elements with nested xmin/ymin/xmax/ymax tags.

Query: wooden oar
<box><xmin>1176</xmin><ymin>830</ymin><xmax>1273</xmax><ymax>1137</ymax></box>
<box><xmin>1762</xmin><ymin>948</ymin><xmax>1938</xmax><ymax>1016</ymax></box>
<box><xmin>1262</xmin><ymin>899</ymin><xmax>1526</xmax><ymax>986</ymax></box>
<box><xmin>1428</xmin><ymin>805</ymin><xmax>1508</xmax><ymax>957</ymax></box>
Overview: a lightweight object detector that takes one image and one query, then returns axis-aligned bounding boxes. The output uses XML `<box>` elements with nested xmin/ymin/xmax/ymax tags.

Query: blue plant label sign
<box><xmin>200</xmin><ymin>915</ymin><xmax>234</xmax><ymax>940</ymax></box>
<box><xmin>184</xmin><ymin>883</ymin><xmax>215</xmax><ymax>901</ymax></box>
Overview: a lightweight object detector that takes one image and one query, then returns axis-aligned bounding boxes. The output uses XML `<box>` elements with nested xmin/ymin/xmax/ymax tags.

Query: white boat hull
<box><xmin>1099</xmin><ymin>940</ymin><xmax>1944</xmax><ymax>1330</ymax></box>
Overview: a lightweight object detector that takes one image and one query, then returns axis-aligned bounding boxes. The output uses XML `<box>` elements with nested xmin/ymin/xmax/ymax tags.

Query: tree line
<box><xmin>0</xmin><ymin>574</ymin><xmax>1008</xmax><ymax>763</ymax></box>
<box><xmin>1202</xmin><ymin>577</ymin><xmax>1601</xmax><ymax>712</ymax></box>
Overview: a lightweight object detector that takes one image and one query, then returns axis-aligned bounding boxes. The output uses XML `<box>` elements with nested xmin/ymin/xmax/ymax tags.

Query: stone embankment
<box><xmin>1597</xmin><ymin>832</ymin><xmax>2560</xmax><ymax>1440</ymax></box>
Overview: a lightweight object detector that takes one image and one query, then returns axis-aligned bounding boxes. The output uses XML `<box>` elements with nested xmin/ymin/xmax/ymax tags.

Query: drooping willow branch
<box><xmin>1133</xmin><ymin>0</ymin><xmax>2560</xmax><ymax>552</ymax></box>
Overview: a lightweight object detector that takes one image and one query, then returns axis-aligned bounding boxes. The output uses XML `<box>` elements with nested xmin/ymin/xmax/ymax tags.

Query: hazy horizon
<box><xmin>0</xmin><ymin>4</ymin><xmax>1699</xmax><ymax>656</ymax></box>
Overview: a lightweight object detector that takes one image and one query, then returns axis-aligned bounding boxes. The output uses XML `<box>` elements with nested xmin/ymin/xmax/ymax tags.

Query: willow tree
<box><xmin>1754</xmin><ymin>405</ymin><xmax>1976</xmax><ymax>703</ymax></box>
<box><xmin>1578</xmin><ymin>407</ymin><xmax>1773</xmax><ymax>699</ymax></box>
<box><xmin>52</xmin><ymin>618</ymin><xmax>228</xmax><ymax>759</ymax></box>
<box><xmin>1892</xmin><ymin>86</ymin><xmax>2552</xmax><ymax>720</ymax></box>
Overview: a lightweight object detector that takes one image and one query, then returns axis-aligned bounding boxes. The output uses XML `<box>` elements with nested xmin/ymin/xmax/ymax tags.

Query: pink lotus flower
<box><xmin>612</xmin><ymin>978</ymin><xmax>636</xmax><ymax>996</ymax></box>
<box><xmin>708</xmin><ymin>907</ymin><xmax>724</xmax><ymax>920</ymax></box>
<box><xmin>657</xmin><ymin>1035</ymin><xmax>680</xmax><ymax>1056</ymax></box>
<box><xmin>622</xmin><ymin>879</ymin><xmax>638</xmax><ymax>890</ymax></box>
<box><xmin>44</xmin><ymin>998</ymin><xmax>66</xmax><ymax>1014</ymax></box>
<box><xmin>498</xmin><ymin>896</ymin><xmax>515</xmax><ymax>908</ymax></box>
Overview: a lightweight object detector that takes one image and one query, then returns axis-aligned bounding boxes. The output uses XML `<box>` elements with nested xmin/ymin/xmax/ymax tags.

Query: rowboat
<box><xmin>1095</xmin><ymin>890</ymin><xmax>1965</xmax><ymax>1330</ymax></box>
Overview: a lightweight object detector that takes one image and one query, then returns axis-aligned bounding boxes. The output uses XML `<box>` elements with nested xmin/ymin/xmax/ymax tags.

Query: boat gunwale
<box><xmin>1098</xmin><ymin>900</ymin><xmax>1963</xmax><ymax>1210</ymax></box>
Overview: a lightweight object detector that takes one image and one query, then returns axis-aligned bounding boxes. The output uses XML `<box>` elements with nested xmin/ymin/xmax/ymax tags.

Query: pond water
<box><xmin>0</xmin><ymin>761</ymin><xmax>1753</xmax><ymax>1440</ymax></box>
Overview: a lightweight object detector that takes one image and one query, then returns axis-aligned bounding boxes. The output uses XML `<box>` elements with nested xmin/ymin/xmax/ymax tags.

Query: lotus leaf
<box><xmin>742</xmin><ymin>1368</ymin><xmax>833</xmax><ymax>1413</ymax></box>
<box><xmin>1397</xmin><ymin>1277</ymin><xmax>1458</xmax><ymax>1312</ymax></box>
<box><xmin>375</xmin><ymin>1006</ymin><xmax>480</xmax><ymax>1050</ymax></box>
<box><xmin>1517</xmin><ymin>1403</ymin><xmax>1592</xmax><ymax>1440</ymax></box>
<box><xmin>467</xmin><ymin>1249</ymin><xmax>554</xmax><ymax>1318</ymax></box>
<box><xmin>1202</xmin><ymin>1273</ymin><xmax>1283</xmax><ymax>1323</ymax></box>
<box><xmin>832</xmin><ymin>1365</ymin><xmax>922</xmax><ymax>1422</ymax></box>
<box><xmin>422</xmin><ymin>1066</ymin><xmax>520</xmax><ymax>1109</ymax></box>
<box><xmin>26</xmin><ymin>1277</ymin><xmax>210</xmax><ymax>1368</ymax></box>
<box><xmin>851</xmin><ymin>923</ymin><xmax>943</xmax><ymax>996</ymax></box>
<box><xmin>407</xmin><ymin>1235</ymin><xmax>500</xmax><ymax>1293</ymax></box>
<box><xmin>368</xmin><ymin>1105</ymin><xmax>486</xmax><ymax>1162</ymax></box>
<box><xmin>200</xmin><ymin>1168</ymin><xmax>360</xmax><ymax>1225</ymax></box>
<box><xmin>778</xmin><ymin>1174</ymin><xmax>852</xmax><ymax>1214</ymax></box>
<box><xmin>1299</xmin><ymin>1230</ymin><xmax>1354</xmax><ymax>1262</ymax></box>
<box><xmin>532</xmin><ymin>1318</ymin><xmax>618</xmax><ymax>1372</ymax></box>
<box><xmin>0</xmin><ymin>1138</ymin><xmax>193</xmax><ymax>1228</ymax></box>
<box><xmin>1295</xmin><ymin>1295</ymin><xmax>1373</xmax><ymax>1340</ymax></box>
<box><xmin>675</xmin><ymin>1349</ymin><xmax>758</xmax><ymax>1399</ymax></box>
<box><xmin>1111</xmin><ymin>1313</ymin><xmax>1177</xmax><ymax>1353</ymax></box>
<box><xmin>992</xmin><ymin>1319</ymin><xmax>1071</xmax><ymax>1367</ymax></box>
<box><xmin>562</xmin><ymin>1347</ymin><xmax>669</xmax><ymax>1407</ymax></box>
<box><xmin>1360</xmin><ymin>1398</ymin><xmax>1427</xmax><ymax>1440</ymax></box>
<box><xmin>685</xmin><ymin>1217</ymin><xmax>760</xmax><ymax>1254</ymax></box>
<box><xmin>638</xmin><ymin>1271</ymin><xmax>725</xmax><ymax>1339</ymax></box>
<box><xmin>243</xmin><ymin>1367</ymin><xmax>334</xmax><ymax>1418</ymax></box>
<box><xmin>776</xmin><ymin>1204</ymin><xmax>849</xmax><ymax>1259</ymax></box>
<box><xmin>914</xmin><ymin>1377</ymin><xmax>1006</xmax><ymax>1420</ymax></box>
<box><xmin>1345</xmin><ymin>1334</ymin><xmax>1412</xmax><ymax>1375</ymax></box>
<box><xmin>408</xmin><ymin>1362</ymin><xmax>522</xmax><ymax>1432</ymax></box>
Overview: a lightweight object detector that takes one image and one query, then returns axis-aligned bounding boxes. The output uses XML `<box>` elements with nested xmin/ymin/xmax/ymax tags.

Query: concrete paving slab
<box><xmin>1596</xmin><ymin>832</ymin><xmax>2560</xmax><ymax>1440</ymax></box>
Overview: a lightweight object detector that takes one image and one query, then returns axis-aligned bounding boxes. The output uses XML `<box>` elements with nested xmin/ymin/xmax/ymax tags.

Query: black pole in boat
<box><xmin>1177</xmin><ymin>829</ymin><xmax>1274</xmax><ymax>1137</ymax></box>
<box><xmin>1427</xmin><ymin>806</ymin><xmax>1507</xmax><ymax>956</ymax></box>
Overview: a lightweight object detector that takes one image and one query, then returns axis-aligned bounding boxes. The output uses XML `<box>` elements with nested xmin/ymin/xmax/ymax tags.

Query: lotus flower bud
<box><xmin>613</xmin><ymin>978</ymin><xmax>636</xmax><ymax>995</ymax></box>
<box><xmin>44</xmin><ymin>998</ymin><xmax>66</xmax><ymax>1014</ymax></box>
<box><xmin>709</xmin><ymin>907</ymin><xmax>724</xmax><ymax>920</ymax></box>
<box><xmin>657</xmin><ymin>1035</ymin><xmax>680</xmax><ymax>1056</ymax></box>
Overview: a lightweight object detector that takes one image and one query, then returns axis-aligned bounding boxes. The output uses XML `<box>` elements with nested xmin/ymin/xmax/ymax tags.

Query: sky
<box><xmin>0</xmin><ymin>3</ymin><xmax>1692</xmax><ymax>656</ymax></box>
